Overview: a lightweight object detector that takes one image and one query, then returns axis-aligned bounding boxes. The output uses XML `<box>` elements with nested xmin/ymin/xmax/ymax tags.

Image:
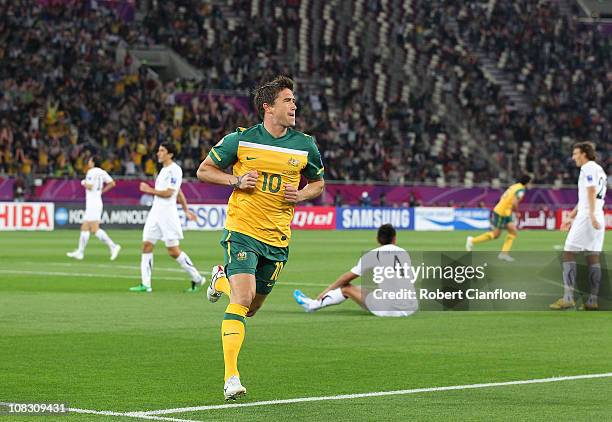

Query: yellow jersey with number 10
<box><xmin>493</xmin><ymin>183</ymin><xmax>526</xmax><ymax>217</ymax></box>
<box><xmin>208</xmin><ymin>124</ymin><xmax>324</xmax><ymax>248</ymax></box>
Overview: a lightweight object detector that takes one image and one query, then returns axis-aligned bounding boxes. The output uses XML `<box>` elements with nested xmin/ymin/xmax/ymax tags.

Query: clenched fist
<box><xmin>139</xmin><ymin>182</ymin><xmax>153</xmax><ymax>194</ymax></box>
<box><xmin>185</xmin><ymin>210</ymin><xmax>197</xmax><ymax>221</ymax></box>
<box><xmin>234</xmin><ymin>170</ymin><xmax>258</xmax><ymax>190</ymax></box>
<box><xmin>591</xmin><ymin>214</ymin><xmax>601</xmax><ymax>230</ymax></box>
<box><xmin>284</xmin><ymin>184</ymin><xmax>300</xmax><ymax>203</ymax></box>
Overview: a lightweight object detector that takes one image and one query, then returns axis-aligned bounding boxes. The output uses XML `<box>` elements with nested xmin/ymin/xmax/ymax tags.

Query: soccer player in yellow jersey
<box><xmin>196</xmin><ymin>76</ymin><xmax>325</xmax><ymax>400</ymax></box>
<box><xmin>466</xmin><ymin>174</ymin><xmax>532</xmax><ymax>261</ymax></box>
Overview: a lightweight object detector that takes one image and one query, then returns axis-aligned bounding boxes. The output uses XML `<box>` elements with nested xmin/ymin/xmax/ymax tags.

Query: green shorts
<box><xmin>220</xmin><ymin>229</ymin><xmax>289</xmax><ymax>295</ymax></box>
<box><xmin>491</xmin><ymin>212</ymin><xmax>513</xmax><ymax>229</ymax></box>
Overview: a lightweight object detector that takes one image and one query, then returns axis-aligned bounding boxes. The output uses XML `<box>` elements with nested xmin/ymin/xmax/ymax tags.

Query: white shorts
<box><xmin>84</xmin><ymin>202</ymin><xmax>103</xmax><ymax>222</ymax></box>
<box><xmin>143</xmin><ymin>211</ymin><xmax>183</xmax><ymax>247</ymax></box>
<box><xmin>365</xmin><ymin>292</ymin><xmax>418</xmax><ymax>317</ymax></box>
<box><xmin>369</xmin><ymin>309</ymin><xmax>416</xmax><ymax>317</ymax></box>
<box><xmin>564</xmin><ymin>213</ymin><xmax>605</xmax><ymax>253</ymax></box>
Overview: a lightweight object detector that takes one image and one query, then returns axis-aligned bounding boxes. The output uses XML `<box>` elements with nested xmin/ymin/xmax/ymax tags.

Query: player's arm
<box><xmin>561</xmin><ymin>205</ymin><xmax>578</xmax><ymax>231</ymax></box>
<box><xmin>316</xmin><ymin>271</ymin><xmax>359</xmax><ymax>300</ymax></box>
<box><xmin>586</xmin><ymin>186</ymin><xmax>601</xmax><ymax>230</ymax></box>
<box><xmin>511</xmin><ymin>190</ymin><xmax>525</xmax><ymax>211</ymax></box>
<box><xmin>197</xmin><ymin>132</ymin><xmax>257</xmax><ymax>189</ymax></box>
<box><xmin>139</xmin><ymin>182</ymin><xmax>175</xmax><ymax>198</ymax></box>
<box><xmin>81</xmin><ymin>178</ymin><xmax>93</xmax><ymax>190</ymax></box>
<box><xmin>177</xmin><ymin>189</ymin><xmax>196</xmax><ymax>221</ymax></box>
<box><xmin>101</xmin><ymin>180</ymin><xmax>116</xmax><ymax>194</ymax></box>
<box><xmin>285</xmin><ymin>179</ymin><xmax>325</xmax><ymax>203</ymax></box>
<box><xmin>197</xmin><ymin>156</ymin><xmax>257</xmax><ymax>189</ymax></box>
<box><xmin>287</xmin><ymin>140</ymin><xmax>325</xmax><ymax>203</ymax></box>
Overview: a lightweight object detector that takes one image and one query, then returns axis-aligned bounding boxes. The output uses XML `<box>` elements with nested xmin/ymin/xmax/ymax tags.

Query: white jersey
<box><xmin>565</xmin><ymin>160</ymin><xmax>607</xmax><ymax>252</ymax></box>
<box><xmin>84</xmin><ymin>167</ymin><xmax>113</xmax><ymax>205</ymax></box>
<box><xmin>350</xmin><ymin>244</ymin><xmax>411</xmax><ymax>277</ymax></box>
<box><xmin>577</xmin><ymin>161</ymin><xmax>606</xmax><ymax>215</ymax></box>
<box><xmin>351</xmin><ymin>244</ymin><xmax>418</xmax><ymax>317</ymax></box>
<box><xmin>152</xmin><ymin>162</ymin><xmax>182</xmax><ymax>212</ymax></box>
<box><xmin>143</xmin><ymin>162</ymin><xmax>184</xmax><ymax>246</ymax></box>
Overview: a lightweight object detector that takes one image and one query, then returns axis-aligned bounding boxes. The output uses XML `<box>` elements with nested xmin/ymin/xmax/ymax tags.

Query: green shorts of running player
<box><xmin>491</xmin><ymin>212</ymin><xmax>513</xmax><ymax>229</ymax></box>
<box><xmin>219</xmin><ymin>229</ymin><xmax>289</xmax><ymax>295</ymax></box>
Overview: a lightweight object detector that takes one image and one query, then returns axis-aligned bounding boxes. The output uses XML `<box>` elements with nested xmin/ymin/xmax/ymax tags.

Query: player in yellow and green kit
<box><xmin>196</xmin><ymin>76</ymin><xmax>324</xmax><ymax>400</ymax></box>
<box><xmin>465</xmin><ymin>174</ymin><xmax>531</xmax><ymax>261</ymax></box>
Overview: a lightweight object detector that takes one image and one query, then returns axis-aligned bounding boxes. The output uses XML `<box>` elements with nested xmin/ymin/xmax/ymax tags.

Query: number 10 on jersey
<box><xmin>261</xmin><ymin>172</ymin><xmax>282</xmax><ymax>193</ymax></box>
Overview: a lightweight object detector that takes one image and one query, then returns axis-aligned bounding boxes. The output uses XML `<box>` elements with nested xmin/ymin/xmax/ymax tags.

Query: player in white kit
<box><xmin>67</xmin><ymin>156</ymin><xmax>121</xmax><ymax>261</ymax></box>
<box><xmin>129</xmin><ymin>142</ymin><xmax>204</xmax><ymax>293</ymax></box>
<box><xmin>293</xmin><ymin>224</ymin><xmax>418</xmax><ymax>317</ymax></box>
<box><xmin>551</xmin><ymin>142</ymin><xmax>607</xmax><ymax>310</ymax></box>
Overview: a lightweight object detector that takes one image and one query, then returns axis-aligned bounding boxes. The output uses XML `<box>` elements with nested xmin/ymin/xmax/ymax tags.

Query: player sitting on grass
<box><xmin>293</xmin><ymin>224</ymin><xmax>418</xmax><ymax>317</ymax></box>
<box><xmin>466</xmin><ymin>174</ymin><xmax>532</xmax><ymax>262</ymax></box>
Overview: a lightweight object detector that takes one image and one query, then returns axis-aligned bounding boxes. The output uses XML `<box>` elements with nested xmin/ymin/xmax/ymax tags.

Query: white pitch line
<box><xmin>49</xmin><ymin>263</ymin><xmax>190</xmax><ymax>273</ymax></box>
<box><xmin>136</xmin><ymin>372</ymin><xmax>612</xmax><ymax>415</ymax></box>
<box><xmin>17</xmin><ymin>261</ymin><xmax>209</xmax><ymax>274</ymax></box>
<box><xmin>0</xmin><ymin>403</ymin><xmax>199</xmax><ymax>422</ymax></box>
<box><xmin>68</xmin><ymin>407</ymin><xmax>199</xmax><ymax>422</ymax></box>
<box><xmin>0</xmin><ymin>269</ymin><xmax>186</xmax><ymax>282</ymax></box>
<box><xmin>0</xmin><ymin>268</ymin><xmax>330</xmax><ymax>287</ymax></box>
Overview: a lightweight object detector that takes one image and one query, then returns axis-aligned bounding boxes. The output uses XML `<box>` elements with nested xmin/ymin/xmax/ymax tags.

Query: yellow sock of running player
<box><xmin>222</xmin><ymin>303</ymin><xmax>248</xmax><ymax>381</ymax></box>
<box><xmin>216</xmin><ymin>275</ymin><xmax>231</xmax><ymax>296</ymax></box>
<box><xmin>472</xmin><ymin>232</ymin><xmax>495</xmax><ymax>244</ymax></box>
<box><xmin>502</xmin><ymin>234</ymin><xmax>516</xmax><ymax>253</ymax></box>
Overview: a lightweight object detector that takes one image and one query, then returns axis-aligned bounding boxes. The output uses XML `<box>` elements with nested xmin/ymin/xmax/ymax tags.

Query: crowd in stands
<box><xmin>0</xmin><ymin>0</ymin><xmax>440</xmax><ymax>186</ymax></box>
<box><xmin>456</xmin><ymin>0</ymin><xmax>611</xmax><ymax>183</ymax></box>
<box><xmin>0</xmin><ymin>0</ymin><xmax>609</xmax><ymax>194</ymax></box>
<box><xmin>141</xmin><ymin>0</ymin><xmax>291</xmax><ymax>91</ymax></box>
<box><xmin>0</xmin><ymin>1</ymin><xmax>253</xmax><ymax>187</ymax></box>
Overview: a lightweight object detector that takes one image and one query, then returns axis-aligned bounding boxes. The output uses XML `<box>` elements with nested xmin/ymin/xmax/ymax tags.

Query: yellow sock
<box><xmin>502</xmin><ymin>234</ymin><xmax>516</xmax><ymax>253</ymax></box>
<box><xmin>215</xmin><ymin>274</ymin><xmax>231</xmax><ymax>296</ymax></box>
<box><xmin>472</xmin><ymin>232</ymin><xmax>495</xmax><ymax>245</ymax></box>
<box><xmin>222</xmin><ymin>303</ymin><xmax>248</xmax><ymax>381</ymax></box>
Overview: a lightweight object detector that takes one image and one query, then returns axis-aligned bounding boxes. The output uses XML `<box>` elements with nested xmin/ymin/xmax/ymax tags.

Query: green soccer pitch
<box><xmin>1</xmin><ymin>230</ymin><xmax>611</xmax><ymax>421</ymax></box>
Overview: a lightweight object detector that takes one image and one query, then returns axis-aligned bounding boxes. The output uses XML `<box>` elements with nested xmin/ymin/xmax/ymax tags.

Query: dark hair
<box><xmin>517</xmin><ymin>174</ymin><xmax>531</xmax><ymax>185</ymax></box>
<box><xmin>377</xmin><ymin>224</ymin><xmax>396</xmax><ymax>245</ymax></box>
<box><xmin>89</xmin><ymin>155</ymin><xmax>101</xmax><ymax>167</ymax></box>
<box><xmin>159</xmin><ymin>141</ymin><xmax>177</xmax><ymax>158</ymax></box>
<box><xmin>253</xmin><ymin>76</ymin><xmax>294</xmax><ymax>119</ymax></box>
<box><xmin>572</xmin><ymin>142</ymin><xmax>597</xmax><ymax>161</ymax></box>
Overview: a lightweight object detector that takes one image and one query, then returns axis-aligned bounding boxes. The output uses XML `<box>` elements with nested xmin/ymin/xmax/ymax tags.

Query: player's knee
<box><xmin>230</xmin><ymin>287</ymin><xmax>255</xmax><ymax>308</ymax></box>
<box><xmin>563</xmin><ymin>251</ymin><xmax>575</xmax><ymax>262</ymax></box>
<box><xmin>246</xmin><ymin>304</ymin><xmax>261</xmax><ymax>318</ymax></box>
<box><xmin>586</xmin><ymin>254</ymin><xmax>600</xmax><ymax>265</ymax></box>
<box><xmin>233</xmin><ymin>294</ymin><xmax>255</xmax><ymax>309</ymax></box>
<box><xmin>142</xmin><ymin>242</ymin><xmax>154</xmax><ymax>253</ymax></box>
<box><xmin>167</xmin><ymin>247</ymin><xmax>181</xmax><ymax>258</ymax></box>
<box><xmin>492</xmin><ymin>231</ymin><xmax>500</xmax><ymax>239</ymax></box>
